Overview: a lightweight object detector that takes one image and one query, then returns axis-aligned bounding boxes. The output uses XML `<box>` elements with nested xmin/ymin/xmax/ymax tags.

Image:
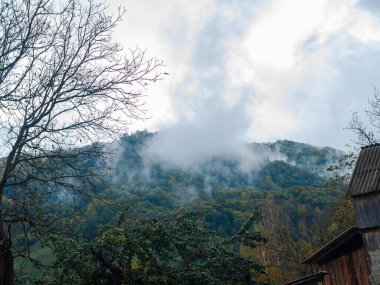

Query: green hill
<box><xmin>11</xmin><ymin>130</ymin><xmax>350</xmax><ymax>283</ymax></box>
<box><xmin>110</xmin><ymin>131</ymin><xmax>343</xmax><ymax>195</ymax></box>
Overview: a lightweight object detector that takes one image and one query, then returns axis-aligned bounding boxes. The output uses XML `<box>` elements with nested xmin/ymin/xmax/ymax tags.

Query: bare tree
<box><xmin>0</xmin><ymin>0</ymin><xmax>163</xmax><ymax>283</ymax></box>
<box><xmin>348</xmin><ymin>89</ymin><xmax>380</xmax><ymax>147</ymax></box>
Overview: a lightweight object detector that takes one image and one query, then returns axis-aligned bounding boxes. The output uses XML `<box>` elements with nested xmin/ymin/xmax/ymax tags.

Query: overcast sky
<box><xmin>108</xmin><ymin>0</ymin><xmax>380</xmax><ymax>150</ymax></box>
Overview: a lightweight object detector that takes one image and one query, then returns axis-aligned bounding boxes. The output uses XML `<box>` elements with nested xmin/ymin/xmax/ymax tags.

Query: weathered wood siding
<box><xmin>352</xmin><ymin>193</ymin><xmax>380</xmax><ymax>229</ymax></box>
<box><xmin>318</xmin><ymin>245</ymin><xmax>370</xmax><ymax>285</ymax></box>
<box><xmin>362</xmin><ymin>229</ymin><xmax>380</xmax><ymax>251</ymax></box>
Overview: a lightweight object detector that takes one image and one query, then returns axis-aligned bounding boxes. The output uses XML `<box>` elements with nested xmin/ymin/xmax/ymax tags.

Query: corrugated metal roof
<box><xmin>348</xmin><ymin>145</ymin><xmax>380</xmax><ymax>197</ymax></box>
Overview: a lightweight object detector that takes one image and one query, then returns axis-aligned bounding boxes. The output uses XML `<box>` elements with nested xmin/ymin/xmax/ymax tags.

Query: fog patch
<box><xmin>142</xmin><ymin>102</ymin><xmax>286</xmax><ymax>173</ymax></box>
<box><xmin>139</xmin><ymin>2</ymin><xmax>284</xmax><ymax>174</ymax></box>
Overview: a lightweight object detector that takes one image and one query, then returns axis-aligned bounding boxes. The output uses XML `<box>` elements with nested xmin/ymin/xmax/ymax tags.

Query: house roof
<box><xmin>302</xmin><ymin>227</ymin><xmax>361</xmax><ymax>265</ymax></box>
<box><xmin>282</xmin><ymin>272</ymin><xmax>330</xmax><ymax>285</ymax></box>
<box><xmin>348</xmin><ymin>144</ymin><xmax>380</xmax><ymax>197</ymax></box>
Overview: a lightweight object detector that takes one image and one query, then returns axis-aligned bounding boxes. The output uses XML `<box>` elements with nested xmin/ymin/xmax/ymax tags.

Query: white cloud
<box><xmin>243</xmin><ymin>0</ymin><xmax>327</xmax><ymax>69</ymax></box>
<box><xmin>107</xmin><ymin>0</ymin><xmax>380</xmax><ymax>150</ymax></box>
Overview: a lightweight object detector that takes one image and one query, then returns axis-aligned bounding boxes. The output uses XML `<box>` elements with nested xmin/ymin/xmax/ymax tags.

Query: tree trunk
<box><xmin>0</xmin><ymin>184</ymin><xmax>13</xmax><ymax>285</ymax></box>
<box><xmin>0</xmin><ymin>242</ymin><xmax>13</xmax><ymax>285</ymax></box>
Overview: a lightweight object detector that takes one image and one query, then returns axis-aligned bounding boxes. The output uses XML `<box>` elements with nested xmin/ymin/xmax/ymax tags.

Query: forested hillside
<box><xmin>112</xmin><ymin>131</ymin><xmax>342</xmax><ymax>193</ymax></box>
<box><xmin>11</xmin><ymin>131</ymin><xmax>353</xmax><ymax>284</ymax></box>
<box><xmin>75</xmin><ymin>132</ymin><xmax>351</xmax><ymax>284</ymax></box>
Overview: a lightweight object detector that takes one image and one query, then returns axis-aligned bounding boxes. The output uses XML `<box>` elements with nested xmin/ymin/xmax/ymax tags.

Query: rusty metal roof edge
<box><xmin>281</xmin><ymin>271</ymin><xmax>330</xmax><ymax>285</ymax></box>
<box><xmin>302</xmin><ymin>226</ymin><xmax>359</xmax><ymax>265</ymax></box>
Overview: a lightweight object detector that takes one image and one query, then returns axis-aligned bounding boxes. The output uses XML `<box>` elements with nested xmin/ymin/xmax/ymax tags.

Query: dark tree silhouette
<box><xmin>0</xmin><ymin>0</ymin><xmax>163</xmax><ymax>283</ymax></box>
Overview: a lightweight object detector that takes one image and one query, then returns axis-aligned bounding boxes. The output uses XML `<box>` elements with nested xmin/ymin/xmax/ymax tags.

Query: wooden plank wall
<box><xmin>362</xmin><ymin>229</ymin><xmax>380</xmax><ymax>251</ymax></box>
<box><xmin>319</xmin><ymin>246</ymin><xmax>370</xmax><ymax>285</ymax></box>
<box><xmin>353</xmin><ymin>193</ymin><xmax>380</xmax><ymax>229</ymax></box>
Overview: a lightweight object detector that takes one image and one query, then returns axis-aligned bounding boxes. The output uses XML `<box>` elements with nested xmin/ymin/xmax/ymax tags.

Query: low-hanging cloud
<box><xmin>116</xmin><ymin>0</ymin><xmax>380</xmax><ymax>153</ymax></box>
<box><xmin>142</xmin><ymin>97</ymin><xmax>285</xmax><ymax>171</ymax></box>
<box><xmin>141</xmin><ymin>1</ymin><xmax>284</xmax><ymax>171</ymax></box>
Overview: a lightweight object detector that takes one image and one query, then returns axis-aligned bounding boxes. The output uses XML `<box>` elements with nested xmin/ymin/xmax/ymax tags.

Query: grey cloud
<box><xmin>142</xmin><ymin>1</ymin><xmax>281</xmax><ymax>170</ymax></box>
<box><xmin>141</xmin><ymin>0</ymin><xmax>380</xmax><ymax>160</ymax></box>
<box><xmin>284</xmin><ymin>37</ymin><xmax>380</xmax><ymax>148</ymax></box>
<box><xmin>357</xmin><ymin>0</ymin><xmax>380</xmax><ymax>14</ymax></box>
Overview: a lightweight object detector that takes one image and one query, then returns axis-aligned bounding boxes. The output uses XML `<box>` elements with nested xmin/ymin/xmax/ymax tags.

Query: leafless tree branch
<box><xmin>0</xmin><ymin>0</ymin><xmax>164</xmax><ymax>283</ymax></box>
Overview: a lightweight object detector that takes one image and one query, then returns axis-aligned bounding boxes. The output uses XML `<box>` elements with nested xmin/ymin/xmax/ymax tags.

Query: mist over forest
<box><xmin>111</xmin><ymin>130</ymin><xmax>344</xmax><ymax>192</ymax></box>
<box><xmin>3</xmin><ymin>129</ymin><xmax>354</xmax><ymax>284</ymax></box>
<box><xmin>55</xmin><ymin>131</ymin><xmax>350</xmax><ymax>284</ymax></box>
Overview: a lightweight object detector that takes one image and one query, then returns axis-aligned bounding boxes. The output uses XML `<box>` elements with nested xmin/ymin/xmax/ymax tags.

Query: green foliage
<box><xmin>12</xmin><ymin>131</ymin><xmax>348</xmax><ymax>284</ymax></box>
<box><xmin>254</xmin><ymin>193</ymin><xmax>355</xmax><ymax>284</ymax></box>
<box><xmin>37</xmin><ymin>209</ymin><xmax>267</xmax><ymax>285</ymax></box>
<box><xmin>264</xmin><ymin>140</ymin><xmax>344</xmax><ymax>176</ymax></box>
<box><xmin>110</xmin><ymin>132</ymin><xmax>340</xmax><ymax>198</ymax></box>
<box><xmin>253</xmin><ymin>161</ymin><xmax>325</xmax><ymax>190</ymax></box>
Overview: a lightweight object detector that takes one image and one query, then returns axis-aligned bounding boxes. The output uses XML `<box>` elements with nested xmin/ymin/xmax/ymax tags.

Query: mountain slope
<box><xmin>109</xmin><ymin>131</ymin><xmax>344</xmax><ymax>196</ymax></box>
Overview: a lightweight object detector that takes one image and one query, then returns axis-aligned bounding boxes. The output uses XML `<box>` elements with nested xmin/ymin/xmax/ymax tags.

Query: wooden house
<box><xmin>302</xmin><ymin>227</ymin><xmax>370</xmax><ymax>284</ymax></box>
<box><xmin>283</xmin><ymin>144</ymin><xmax>380</xmax><ymax>285</ymax></box>
<box><xmin>346</xmin><ymin>145</ymin><xmax>380</xmax><ymax>284</ymax></box>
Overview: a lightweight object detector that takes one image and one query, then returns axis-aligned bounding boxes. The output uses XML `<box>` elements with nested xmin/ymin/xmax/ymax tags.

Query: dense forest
<box><xmin>10</xmin><ymin>131</ymin><xmax>354</xmax><ymax>284</ymax></box>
